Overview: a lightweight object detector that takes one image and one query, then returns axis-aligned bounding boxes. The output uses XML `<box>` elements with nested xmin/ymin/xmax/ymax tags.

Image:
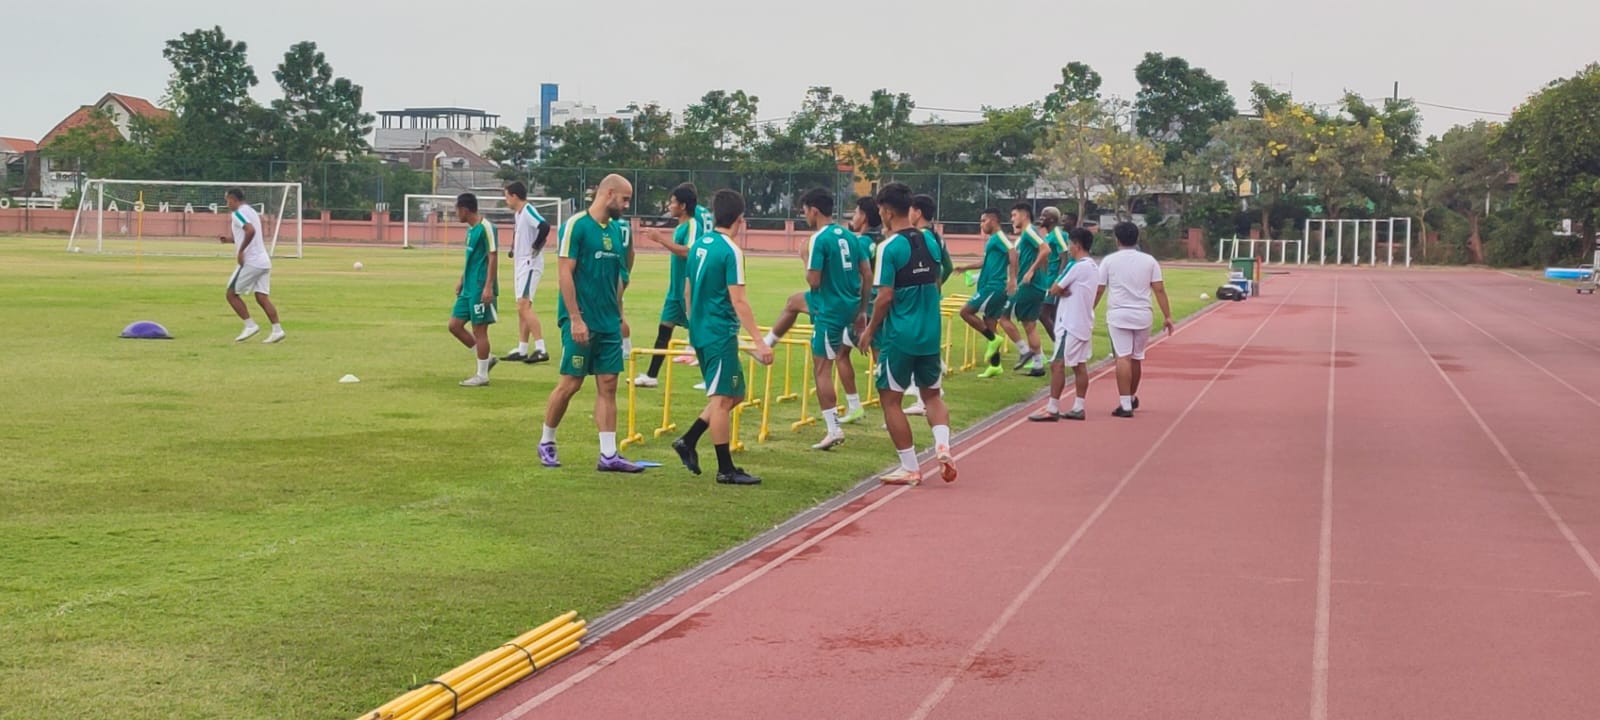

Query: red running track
<box><xmin>465</xmin><ymin>269</ymin><xmax>1600</xmax><ymax>720</ymax></box>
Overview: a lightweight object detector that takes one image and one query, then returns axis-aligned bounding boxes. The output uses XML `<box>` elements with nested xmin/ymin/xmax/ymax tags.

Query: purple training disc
<box><xmin>119</xmin><ymin>321</ymin><xmax>173</xmax><ymax>340</ymax></box>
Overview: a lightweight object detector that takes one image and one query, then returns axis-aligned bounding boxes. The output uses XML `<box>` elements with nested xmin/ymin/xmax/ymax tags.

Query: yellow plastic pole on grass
<box><xmin>757</xmin><ymin>355</ymin><xmax>776</xmax><ymax>443</ymax></box>
<box><xmin>654</xmin><ymin>351</ymin><xmax>677</xmax><ymax>439</ymax></box>
<box><xmin>392</xmin><ymin>620</ymin><xmax>586</xmax><ymax>720</ymax></box>
<box><xmin>136</xmin><ymin>190</ymin><xmax>143</xmax><ymax>273</ymax></box>
<box><xmin>789</xmin><ymin>340</ymin><xmax>817</xmax><ymax>431</ymax></box>
<box><xmin>621</xmin><ymin>353</ymin><xmax>644</xmax><ymax>449</ymax></box>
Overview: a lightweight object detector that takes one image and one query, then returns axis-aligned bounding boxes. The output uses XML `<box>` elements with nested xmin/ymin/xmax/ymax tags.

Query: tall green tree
<box><xmin>1437</xmin><ymin>121</ymin><xmax>1510</xmax><ymax>263</ymax></box>
<box><xmin>676</xmin><ymin>90</ymin><xmax>760</xmax><ymax>163</ymax></box>
<box><xmin>487</xmin><ymin>126</ymin><xmax>542</xmax><ymax>180</ymax></box>
<box><xmin>1133</xmin><ymin>53</ymin><xmax>1236</xmax><ymax>163</ymax></box>
<box><xmin>161</xmin><ymin>26</ymin><xmax>265</xmax><ymax>177</ymax></box>
<box><xmin>269</xmin><ymin>41</ymin><xmax>373</xmax><ymax>198</ymax></box>
<box><xmin>839</xmin><ymin>89</ymin><xmax>915</xmax><ymax>180</ymax></box>
<box><xmin>1040</xmin><ymin>100</ymin><xmax>1113</xmax><ymax>221</ymax></box>
<box><xmin>1500</xmin><ymin>63</ymin><xmax>1600</xmax><ymax>255</ymax></box>
<box><xmin>1041</xmin><ymin>62</ymin><xmax>1103</xmax><ymax>121</ymax></box>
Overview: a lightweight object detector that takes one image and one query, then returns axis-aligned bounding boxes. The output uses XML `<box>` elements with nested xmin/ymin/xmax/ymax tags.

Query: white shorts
<box><xmin>514</xmin><ymin>254</ymin><xmax>546</xmax><ymax>301</ymax></box>
<box><xmin>1109</xmin><ymin>325</ymin><xmax>1150</xmax><ymax>360</ymax></box>
<box><xmin>228</xmin><ymin>265</ymin><xmax>271</xmax><ymax>295</ymax></box>
<box><xmin>1053</xmin><ymin>331</ymin><xmax>1093</xmax><ymax>366</ymax></box>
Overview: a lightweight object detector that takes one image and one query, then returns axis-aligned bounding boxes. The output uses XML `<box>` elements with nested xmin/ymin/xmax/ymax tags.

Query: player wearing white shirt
<box><xmin>220</xmin><ymin>188</ymin><xmax>285</xmax><ymax>343</ymax></box>
<box><xmin>1031</xmin><ymin>227</ymin><xmax>1097</xmax><ymax>422</ymax></box>
<box><xmin>501</xmin><ymin>181</ymin><xmax>551</xmax><ymax>364</ymax></box>
<box><xmin>1094</xmin><ymin>222</ymin><xmax>1174</xmax><ymax>418</ymax></box>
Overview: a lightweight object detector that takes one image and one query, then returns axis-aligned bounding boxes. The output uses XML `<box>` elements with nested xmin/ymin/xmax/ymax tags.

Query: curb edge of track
<box><xmin>581</xmin><ymin>296</ymin><xmax>1231</xmax><ymax>642</ymax></box>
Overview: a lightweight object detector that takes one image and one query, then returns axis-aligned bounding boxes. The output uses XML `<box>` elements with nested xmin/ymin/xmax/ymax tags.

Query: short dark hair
<box><xmin>799</xmin><ymin>187</ymin><xmax>834</xmax><ymax>217</ymax></box>
<box><xmin>670</xmin><ymin>183</ymin><xmax>697</xmax><ymax>210</ymax></box>
<box><xmin>911</xmin><ymin>194</ymin><xmax>936</xmax><ymax>222</ymax></box>
<box><xmin>1011</xmin><ymin>201</ymin><xmax>1033</xmax><ymax>219</ymax></box>
<box><xmin>456</xmin><ymin>193</ymin><xmax>478</xmax><ymax>213</ymax></box>
<box><xmin>712</xmin><ymin>189</ymin><xmax>745</xmax><ymax>228</ymax></box>
<box><xmin>1069</xmin><ymin>227</ymin><xmax>1095</xmax><ymax>252</ymax></box>
<box><xmin>1114</xmin><ymin>221</ymin><xmax>1140</xmax><ymax>247</ymax></box>
<box><xmin>981</xmin><ymin>207</ymin><xmax>1003</xmax><ymax>222</ymax></box>
<box><xmin>874</xmin><ymin>182</ymin><xmax>913</xmax><ymax>218</ymax></box>
<box><xmin>226</xmin><ymin>188</ymin><xmax>245</xmax><ymax>202</ymax></box>
<box><xmin>504</xmin><ymin>181</ymin><xmax>528</xmax><ymax>200</ymax></box>
<box><xmin>855</xmin><ymin>196</ymin><xmax>881</xmax><ymax>228</ymax></box>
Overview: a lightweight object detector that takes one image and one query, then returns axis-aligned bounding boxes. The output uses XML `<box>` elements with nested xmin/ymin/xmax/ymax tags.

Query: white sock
<box><xmin>823</xmin><ymin>408</ymin><xmax>841</xmax><ymax>434</ymax></box>
<box><xmin>534</xmin><ymin>339</ymin><xmax>547</xmax><ymax>353</ymax></box>
<box><xmin>1120</xmin><ymin>395</ymin><xmax>1134</xmax><ymax>411</ymax></box>
<box><xmin>622</xmin><ymin>338</ymin><xmax>633</xmax><ymax>354</ymax></box>
<box><xmin>846</xmin><ymin>394</ymin><xmax>862</xmax><ymax>412</ymax></box>
<box><xmin>763</xmin><ymin>332</ymin><xmax>779</xmax><ymax>347</ymax></box>
<box><xmin>1047</xmin><ymin>397</ymin><xmax>1060</xmax><ymax>414</ymax></box>
<box><xmin>897</xmin><ymin>447</ymin><xmax>919</xmax><ymax>472</ymax></box>
<box><xmin>1018</xmin><ymin>341</ymin><xmax>1032</xmax><ymax>356</ymax></box>
<box><xmin>932</xmin><ymin>425</ymin><xmax>951</xmax><ymax>450</ymax></box>
<box><xmin>1031</xmin><ymin>355</ymin><xmax>1044</xmax><ymax>369</ymax></box>
<box><xmin>541</xmin><ymin>425</ymin><xmax>557</xmax><ymax>444</ymax></box>
<box><xmin>477</xmin><ymin>358</ymin><xmax>491</xmax><ymax>376</ymax></box>
<box><xmin>271</xmin><ymin>323</ymin><xmax>282</xmax><ymax>333</ymax></box>
<box><xmin>599</xmin><ymin>432</ymin><xmax>617</xmax><ymax>457</ymax></box>
<box><xmin>243</xmin><ymin>319</ymin><xmax>259</xmax><ymax>329</ymax></box>
<box><xmin>517</xmin><ymin>341</ymin><xmax>530</xmax><ymax>355</ymax></box>
<box><xmin>1073</xmin><ymin>395</ymin><xmax>1086</xmax><ymax>413</ymax></box>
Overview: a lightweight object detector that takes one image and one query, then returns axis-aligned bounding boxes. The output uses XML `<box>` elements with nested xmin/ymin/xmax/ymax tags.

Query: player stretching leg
<box><xmin>793</xmin><ymin>188</ymin><xmax>867</xmax><ymax>450</ymax></box>
<box><xmin>672</xmin><ymin>189</ymin><xmax>774</xmax><ymax>485</ymax></box>
<box><xmin>1031</xmin><ymin>227</ymin><xmax>1097</xmax><ymax>421</ymax></box>
<box><xmin>1037</xmin><ymin>207</ymin><xmax>1076</xmax><ymax>341</ymax></box>
<box><xmin>538</xmin><ymin>175</ymin><xmax>645</xmax><ymax>471</ymax></box>
<box><xmin>449</xmin><ymin>193</ymin><xmax>499</xmax><ymax>386</ymax></box>
<box><xmin>501</xmin><ymin>181</ymin><xmax>550</xmax><ymax>364</ymax></box>
<box><xmin>957</xmin><ymin>208</ymin><xmax>1021</xmax><ymax>378</ymax></box>
<box><xmin>859</xmin><ymin>183</ymin><xmax>956</xmax><ymax>486</ymax></box>
<box><xmin>1009</xmin><ymin>203</ymin><xmax>1051</xmax><ymax>376</ymax></box>
<box><xmin>636</xmin><ymin>183</ymin><xmax>710</xmax><ymax>387</ymax></box>
<box><xmin>221</xmin><ymin>188</ymin><xmax>285</xmax><ymax>344</ymax></box>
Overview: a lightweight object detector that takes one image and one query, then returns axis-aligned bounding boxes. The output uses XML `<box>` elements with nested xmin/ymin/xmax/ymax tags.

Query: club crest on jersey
<box><xmin>602</xmin><ymin>236</ymin><xmax>613</xmax><ymax>251</ymax></box>
<box><xmin>572</xmin><ymin>355</ymin><xmax>586</xmax><ymax>368</ymax></box>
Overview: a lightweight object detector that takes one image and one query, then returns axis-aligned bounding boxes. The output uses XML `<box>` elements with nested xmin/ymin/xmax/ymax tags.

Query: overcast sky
<box><xmin>8</xmin><ymin>0</ymin><xmax>1598</xmax><ymax>143</ymax></box>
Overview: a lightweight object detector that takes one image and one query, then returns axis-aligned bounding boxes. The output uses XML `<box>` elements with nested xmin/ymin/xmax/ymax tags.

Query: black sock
<box><xmin>682</xmin><ymin>418</ymin><xmax>708</xmax><ymax>447</ymax></box>
<box><xmin>714</xmin><ymin>443</ymin><xmax>735</xmax><ymax>474</ymax></box>
<box><xmin>647</xmin><ymin>324</ymin><xmax>675</xmax><ymax>378</ymax></box>
<box><xmin>982</xmin><ymin>329</ymin><xmax>996</xmax><ymax>341</ymax></box>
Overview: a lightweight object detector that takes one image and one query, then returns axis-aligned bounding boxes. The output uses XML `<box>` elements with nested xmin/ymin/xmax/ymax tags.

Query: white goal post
<box><xmin>67</xmin><ymin>179</ymin><xmax>303</xmax><ymax>258</ymax></box>
<box><xmin>402</xmin><ymin>194</ymin><xmax>571</xmax><ymax>249</ymax></box>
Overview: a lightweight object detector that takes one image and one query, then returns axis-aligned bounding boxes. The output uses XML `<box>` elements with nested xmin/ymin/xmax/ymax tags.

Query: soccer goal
<box><xmin>66</xmin><ymin>179</ymin><xmax>303</xmax><ymax>258</ymax></box>
<box><xmin>403</xmin><ymin>194</ymin><xmax>571</xmax><ymax>249</ymax></box>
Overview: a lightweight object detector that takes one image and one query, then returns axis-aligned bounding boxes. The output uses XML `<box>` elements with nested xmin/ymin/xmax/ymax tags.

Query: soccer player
<box><xmin>221</xmin><ymin>188</ymin><xmax>285</xmax><ymax>344</ymax></box>
<box><xmin>957</xmin><ymin>208</ymin><xmax>1021</xmax><ymax>378</ymax></box>
<box><xmin>795</xmin><ymin>187</ymin><xmax>868</xmax><ymax>450</ymax></box>
<box><xmin>501</xmin><ymin>181</ymin><xmax>551</xmax><ymax>364</ymax></box>
<box><xmin>858</xmin><ymin>182</ymin><xmax>956</xmax><ymax>486</ymax></box>
<box><xmin>671</xmin><ymin>189</ymin><xmax>774</xmax><ymax>485</ymax></box>
<box><xmin>902</xmin><ymin>193</ymin><xmax>954</xmax><ymax>416</ymax></box>
<box><xmin>1037</xmin><ymin>207</ymin><xmax>1075</xmax><ymax>336</ymax></box>
<box><xmin>1009</xmin><ymin>203</ymin><xmax>1051</xmax><ymax>376</ymax></box>
<box><xmin>1031</xmin><ymin>227</ymin><xmax>1097</xmax><ymax>422</ymax></box>
<box><xmin>637</xmin><ymin>183</ymin><xmax>711</xmax><ymax>387</ymax></box>
<box><xmin>1094</xmin><ymin>221</ymin><xmax>1175</xmax><ymax>418</ymax></box>
<box><xmin>538</xmin><ymin>174</ymin><xmax>645</xmax><ymax>471</ymax></box>
<box><xmin>449</xmin><ymin>193</ymin><xmax>499</xmax><ymax>386</ymax></box>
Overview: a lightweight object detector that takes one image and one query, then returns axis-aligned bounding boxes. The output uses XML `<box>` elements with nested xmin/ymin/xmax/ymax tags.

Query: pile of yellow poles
<box><xmin>356</xmin><ymin>611</ymin><xmax>586</xmax><ymax>720</ymax></box>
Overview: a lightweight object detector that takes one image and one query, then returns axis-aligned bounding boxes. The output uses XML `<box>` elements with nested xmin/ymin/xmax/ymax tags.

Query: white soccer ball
<box><xmin>353</xmin><ymin>261</ymin><xmax>364</xmax><ymax>271</ymax></box>
<box><xmin>1200</xmin><ymin>292</ymin><xmax>1209</xmax><ymax>299</ymax></box>
<box><xmin>72</xmin><ymin>247</ymin><xmax>82</xmax><ymax>253</ymax></box>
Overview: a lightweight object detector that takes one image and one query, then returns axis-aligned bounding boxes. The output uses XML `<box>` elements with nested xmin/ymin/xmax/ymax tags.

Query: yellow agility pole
<box><xmin>621</xmin><ymin>348</ymin><xmax>687</xmax><ymax>450</ymax></box>
<box><xmin>621</xmin><ymin>352</ymin><xmax>645</xmax><ymax>449</ymax></box>
<box><xmin>789</xmin><ymin>339</ymin><xmax>817</xmax><ymax>432</ymax></box>
<box><xmin>358</xmin><ymin>611</ymin><xmax>583</xmax><ymax>720</ymax></box>
<box><xmin>757</xmin><ymin>354</ymin><xmax>776</xmax><ymax>443</ymax></box>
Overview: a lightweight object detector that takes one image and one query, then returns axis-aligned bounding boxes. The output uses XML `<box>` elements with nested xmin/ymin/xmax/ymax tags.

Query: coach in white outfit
<box><xmin>1094</xmin><ymin>221</ymin><xmax>1172</xmax><ymax>418</ymax></box>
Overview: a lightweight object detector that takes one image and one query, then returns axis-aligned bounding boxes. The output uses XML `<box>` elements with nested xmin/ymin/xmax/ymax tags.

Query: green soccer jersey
<box><xmin>874</xmin><ymin>228</ymin><xmax>945</xmax><ymax>356</ymax></box>
<box><xmin>556</xmin><ymin>213</ymin><xmax>627</xmax><ymax>333</ymax></box>
<box><xmin>686</xmin><ymin>231</ymin><xmax>746</xmax><ymax>346</ymax></box>
<box><xmin>1044</xmin><ymin>227</ymin><xmax>1070</xmax><ymax>281</ymax></box>
<box><xmin>923</xmin><ymin>228</ymin><xmax>954</xmax><ymax>285</ymax></box>
<box><xmin>462</xmin><ymin>218</ymin><xmax>498</xmax><ymax>294</ymax></box>
<box><xmin>1017</xmin><ymin>226</ymin><xmax>1051</xmax><ymax>292</ymax></box>
<box><xmin>695</xmin><ymin>205</ymin><xmax>715</xmax><ymax>235</ymax></box>
<box><xmin>806</xmin><ymin>223</ymin><xmax>862</xmax><ymax>327</ymax></box>
<box><xmin>977</xmin><ymin>231</ymin><xmax>1013</xmax><ymax>293</ymax></box>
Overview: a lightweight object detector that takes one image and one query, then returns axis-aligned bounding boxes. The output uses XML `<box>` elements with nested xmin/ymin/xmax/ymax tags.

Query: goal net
<box><xmin>403</xmin><ymin>194</ymin><xmax>571</xmax><ymax>249</ymax></box>
<box><xmin>66</xmin><ymin>179</ymin><xmax>303</xmax><ymax>258</ymax></box>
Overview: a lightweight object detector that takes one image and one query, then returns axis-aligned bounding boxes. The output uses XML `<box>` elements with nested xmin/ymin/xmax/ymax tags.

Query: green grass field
<box><xmin>0</xmin><ymin>236</ymin><xmax>1221</xmax><ymax>720</ymax></box>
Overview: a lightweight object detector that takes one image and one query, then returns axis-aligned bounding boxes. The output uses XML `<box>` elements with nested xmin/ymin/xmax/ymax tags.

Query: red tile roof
<box><xmin>40</xmin><ymin>106</ymin><xmax>103</xmax><ymax>147</ymax></box>
<box><xmin>0</xmin><ymin>137</ymin><xmax>38</xmax><ymax>153</ymax></box>
<box><xmin>104</xmin><ymin>93</ymin><xmax>168</xmax><ymax>119</ymax></box>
